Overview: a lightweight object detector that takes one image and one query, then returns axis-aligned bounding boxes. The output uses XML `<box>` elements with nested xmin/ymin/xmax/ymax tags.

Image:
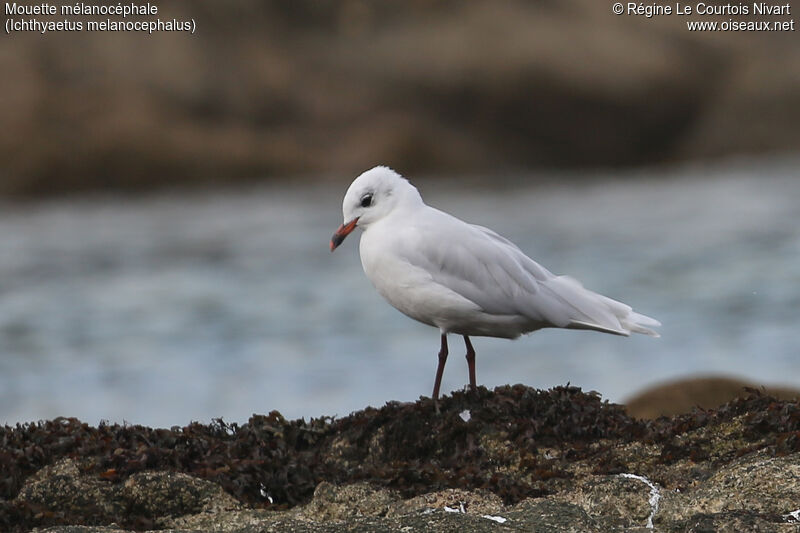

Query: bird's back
<box><xmin>360</xmin><ymin>202</ymin><xmax>659</xmax><ymax>338</ymax></box>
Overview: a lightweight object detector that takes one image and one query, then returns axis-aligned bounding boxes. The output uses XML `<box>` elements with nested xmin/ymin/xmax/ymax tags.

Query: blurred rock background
<box><xmin>624</xmin><ymin>376</ymin><xmax>800</xmax><ymax>419</ymax></box>
<box><xmin>2</xmin><ymin>0</ymin><xmax>799</xmax><ymax>196</ymax></box>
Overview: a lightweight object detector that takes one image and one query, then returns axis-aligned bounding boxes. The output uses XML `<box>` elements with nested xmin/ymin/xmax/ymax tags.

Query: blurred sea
<box><xmin>1</xmin><ymin>158</ymin><xmax>798</xmax><ymax>427</ymax></box>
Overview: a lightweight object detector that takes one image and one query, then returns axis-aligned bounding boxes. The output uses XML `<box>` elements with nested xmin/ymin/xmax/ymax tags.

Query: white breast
<box><xmin>358</xmin><ymin>214</ymin><xmax>539</xmax><ymax>338</ymax></box>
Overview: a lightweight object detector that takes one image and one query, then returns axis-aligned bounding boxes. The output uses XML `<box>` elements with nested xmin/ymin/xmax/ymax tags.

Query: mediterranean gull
<box><xmin>330</xmin><ymin>166</ymin><xmax>660</xmax><ymax>403</ymax></box>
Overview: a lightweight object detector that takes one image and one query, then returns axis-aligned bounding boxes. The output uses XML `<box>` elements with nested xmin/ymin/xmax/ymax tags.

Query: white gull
<box><xmin>330</xmin><ymin>166</ymin><xmax>660</xmax><ymax>402</ymax></box>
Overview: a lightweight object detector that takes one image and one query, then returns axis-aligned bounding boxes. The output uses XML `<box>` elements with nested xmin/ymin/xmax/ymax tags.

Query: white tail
<box><xmin>620</xmin><ymin>310</ymin><xmax>661</xmax><ymax>337</ymax></box>
<box><xmin>546</xmin><ymin>275</ymin><xmax>661</xmax><ymax>338</ymax></box>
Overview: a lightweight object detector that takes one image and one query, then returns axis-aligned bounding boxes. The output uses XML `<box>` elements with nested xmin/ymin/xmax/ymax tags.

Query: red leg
<box><xmin>464</xmin><ymin>335</ymin><xmax>476</xmax><ymax>391</ymax></box>
<box><xmin>432</xmin><ymin>333</ymin><xmax>448</xmax><ymax>401</ymax></box>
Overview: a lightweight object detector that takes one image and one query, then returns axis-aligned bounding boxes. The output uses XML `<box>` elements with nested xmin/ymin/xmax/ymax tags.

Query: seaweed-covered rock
<box><xmin>4</xmin><ymin>385</ymin><xmax>800</xmax><ymax>532</ymax></box>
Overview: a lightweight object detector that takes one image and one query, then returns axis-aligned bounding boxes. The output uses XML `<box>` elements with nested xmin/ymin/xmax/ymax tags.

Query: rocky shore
<box><xmin>3</xmin><ymin>385</ymin><xmax>800</xmax><ymax>532</ymax></box>
<box><xmin>4</xmin><ymin>1</ymin><xmax>800</xmax><ymax>195</ymax></box>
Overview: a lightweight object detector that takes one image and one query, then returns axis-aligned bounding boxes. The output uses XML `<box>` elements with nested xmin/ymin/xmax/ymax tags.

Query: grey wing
<box><xmin>402</xmin><ymin>217</ymin><xmax>641</xmax><ymax>333</ymax></box>
<box><xmin>400</xmin><ymin>218</ymin><xmax>562</xmax><ymax>323</ymax></box>
<box><xmin>468</xmin><ymin>225</ymin><xmax>659</xmax><ymax>335</ymax></box>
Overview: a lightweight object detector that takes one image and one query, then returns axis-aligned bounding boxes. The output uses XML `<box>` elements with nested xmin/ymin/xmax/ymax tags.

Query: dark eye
<box><xmin>360</xmin><ymin>193</ymin><xmax>373</xmax><ymax>208</ymax></box>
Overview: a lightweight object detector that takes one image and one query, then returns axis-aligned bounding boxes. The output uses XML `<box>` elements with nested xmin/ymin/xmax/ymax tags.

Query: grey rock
<box><xmin>659</xmin><ymin>450</ymin><xmax>800</xmax><ymax>525</ymax></box>
<box><xmin>121</xmin><ymin>470</ymin><xmax>241</xmax><ymax>521</ymax></box>
<box><xmin>386</xmin><ymin>487</ymin><xmax>505</xmax><ymax>517</ymax></box>
<box><xmin>18</xmin><ymin>458</ymin><xmax>241</xmax><ymax>530</ymax></box>
<box><xmin>503</xmin><ymin>499</ymin><xmax>601</xmax><ymax>532</ymax></box>
<box><xmin>29</xmin><ymin>468</ymin><xmax>800</xmax><ymax>533</ymax></box>
<box><xmin>18</xmin><ymin>458</ymin><xmax>124</xmax><ymax>522</ymax></box>
<box><xmin>293</xmin><ymin>481</ymin><xmax>398</xmax><ymax>521</ymax></box>
<box><xmin>552</xmin><ymin>474</ymin><xmax>656</xmax><ymax>529</ymax></box>
<box><xmin>33</xmin><ymin>526</ymin><xmax>128</xmax><ymax>533</ymax></box>
<box><xmin>666</xmin><ymin>512</ymin><xmax>800</xmax><ymax>533</ymax></box>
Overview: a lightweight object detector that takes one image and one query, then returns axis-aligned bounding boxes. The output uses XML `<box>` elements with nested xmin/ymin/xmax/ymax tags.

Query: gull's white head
<box><xmin>330</xmin><ymin>166</ymin><xmax>421</xmax><ymax>251</ymax></box>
